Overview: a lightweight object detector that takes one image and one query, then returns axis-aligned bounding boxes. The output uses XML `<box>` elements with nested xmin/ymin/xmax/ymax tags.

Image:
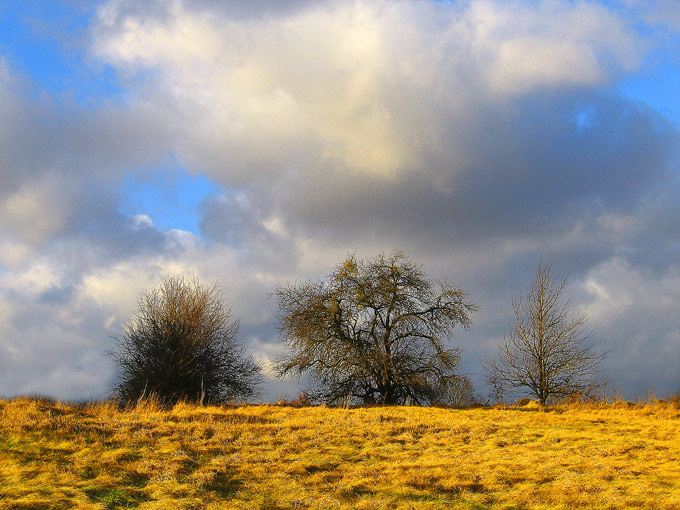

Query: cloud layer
<box><xmin>0</xmin><ymin>0</ymin><xmax>678</xmax><ymax>401</ymax></box>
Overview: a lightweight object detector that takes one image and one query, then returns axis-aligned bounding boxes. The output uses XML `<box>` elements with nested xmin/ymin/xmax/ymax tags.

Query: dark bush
<box><xmin>110</xmin><ymin>275</ymin><xmax>261</xmax><ymax>406</ymax></box>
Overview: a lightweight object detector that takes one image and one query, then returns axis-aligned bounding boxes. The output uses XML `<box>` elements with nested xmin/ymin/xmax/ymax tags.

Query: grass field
<box><xmin>0</xmin><ymin>398</ymin><xmax>678</xmax><ymax>509</ymax></box>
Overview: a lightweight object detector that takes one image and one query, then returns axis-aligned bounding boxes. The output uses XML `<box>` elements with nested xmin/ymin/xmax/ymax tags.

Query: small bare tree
<box><xmin>110</xmin><ymin>275</ymin><xmax>261</xmax><ymax>406</ymax></box>
<box><xmin>436</xmin><ymin>373</ymin><xmax>477</xmax><ymax>406</ymax></box>
<box><xmin>484</xmin><ymin>263</ymin><xmax>605</xmax><ymax>406</ymax></box>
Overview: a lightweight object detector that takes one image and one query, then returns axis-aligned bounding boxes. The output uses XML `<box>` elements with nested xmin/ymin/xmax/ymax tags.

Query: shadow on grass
<box><xmin>84</xmin><ymin>486</ymin><xmax>150</xmax><ymax>509</ymax></box>
<box><xmin>167</xmin><ymin>412</ymin><xmax>275</xmax><ymax>425</ymax></box>
<box><xmin>202</xmin><ymin>471</ymin><xmax>244</xmax><ymax>499</ymax></box>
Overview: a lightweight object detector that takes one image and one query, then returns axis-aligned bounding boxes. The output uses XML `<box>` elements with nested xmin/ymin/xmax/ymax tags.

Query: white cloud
<box><xmin>0</xmin><ymin>174</ymin><xmax>73</xmax><ymax>245</ymax></box>
<box><xmin>472</xmin><ymin>0</ymin><xmax>640</xmax><ymax>93</ymax></box>
<box><xmin>0</xmin><ymin>239</ymin><xmax>33</xmax><ymax>269</ymax></box>
<box><xmin>93</xmin><ymin>0</ymin><xmax>642</xmax><ymax>183</ymax></box>
<box><xmin>581</xmin><ymin>258</ymin><xmax>680</xmax><ymax>328</ymax></box>
<box><xmin>132</xmin><ymin>214</ymin><xmax>154</xmax><ymax>228</ymax></box>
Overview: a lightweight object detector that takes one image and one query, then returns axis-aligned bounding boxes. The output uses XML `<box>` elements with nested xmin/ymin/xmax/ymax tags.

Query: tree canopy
<box><xmin>274</xmin><ymin>252</ymin><xmax>477</xmax><ymax>405</ymax></box>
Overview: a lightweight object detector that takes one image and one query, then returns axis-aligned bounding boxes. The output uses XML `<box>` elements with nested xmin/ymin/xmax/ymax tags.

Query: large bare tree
<box><xmin>484</xmin><ymin>263</ymin><xmax>605</xmax><ymax>405</ymax></box>
<box><xmin>111</xmin><ymin>275</ymin><xmax>261</xmax><ymax>406</ymax></box>
<box><xmin>274</xmin><ymin>252</ymin><xmax>477</xmax><ymax>405</ymax></box>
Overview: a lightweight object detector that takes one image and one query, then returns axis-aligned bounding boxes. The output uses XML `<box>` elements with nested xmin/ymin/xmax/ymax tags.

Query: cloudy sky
<box><xmin>0</xmin><ymin>0</ymin><xmax>679</xmax><ymax>402</ymax></box>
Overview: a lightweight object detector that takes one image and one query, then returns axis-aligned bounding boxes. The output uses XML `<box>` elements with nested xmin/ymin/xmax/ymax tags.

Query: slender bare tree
<box><xmin>484</xmin><ymin>263</ymin><xmax>605</xmax><ymax>405</ymax></box>
<box><xmin>110</xmin><ymin>275</ymin><xmax>261</xmax><ymax>406</ymax></box>
<box><xmin>436</xmin><ymin>373</ymin><xmax>478</xmax><ymax>406</ymax></box>
<box><xmin>274</xmin><ymin>252</ymin><xmax>477</xmax><ymax>405</ymax></box>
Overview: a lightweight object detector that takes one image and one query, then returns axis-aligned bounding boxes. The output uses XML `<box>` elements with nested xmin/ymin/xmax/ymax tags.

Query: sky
<box><xmin>0</xmin><ymin>0</ymin><xmax>679</xmax><ymax>402</ymax></box>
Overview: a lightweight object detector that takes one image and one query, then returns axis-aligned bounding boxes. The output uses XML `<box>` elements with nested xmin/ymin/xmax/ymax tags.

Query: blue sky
<box><xmin>0</xmin><ymin>0</ymin><xmax>679</xmax><ymax>401</ymax></box>
<box><xmin>0</xmin><ymin>1</ymin><xmax>219</xmax><ymax>235</ymax></box>
<box><xmin>620</xmin><ymin>65</ymin><xmax>680</xmax><ymax>122</ymax></box>
<box><xmin>0</xmin><ymin>2</ymin><xmax>122</xmax><ymax>103</ymax></box>
<box><xmin>118</xmin><ymin>159</ymin><xmax>219</xmax><ymax>234</ymax></box>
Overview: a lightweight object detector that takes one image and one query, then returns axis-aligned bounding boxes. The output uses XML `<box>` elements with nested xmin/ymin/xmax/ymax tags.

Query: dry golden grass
<box><xmin>0</xmin><ymin>398</ymin><xmax>678</xmax><ymax>509</ymax></box>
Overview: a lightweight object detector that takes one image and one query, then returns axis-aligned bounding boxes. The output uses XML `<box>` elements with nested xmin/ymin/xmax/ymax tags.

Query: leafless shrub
<box><xmin>435</xmin><ymin>373</ymin><xmax>478</xmax><ymax>407</ymax></box>
<box><xmin>110</xmin><ymin>275</ymin><xmax>261</xmax><ymax>407</ymax></box>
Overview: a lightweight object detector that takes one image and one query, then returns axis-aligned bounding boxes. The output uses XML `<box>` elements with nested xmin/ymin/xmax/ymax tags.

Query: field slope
<box><xmin>0</xmin><ymin>398</ymin><xmax>678</xmax><ymax>509</ymax></box>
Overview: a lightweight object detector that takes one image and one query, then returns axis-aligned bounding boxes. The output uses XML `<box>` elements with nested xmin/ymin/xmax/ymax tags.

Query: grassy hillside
<box><xmin>0</xmin><ymin>398</ymin><xmax>678</xmax><ymax>509</ymax></box>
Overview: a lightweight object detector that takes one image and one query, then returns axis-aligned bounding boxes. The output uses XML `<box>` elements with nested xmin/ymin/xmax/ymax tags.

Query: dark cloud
<box><xmin>271</xmin><ymin>92</ymin><xmax>677</xmax><ymax>249</ymax></box>
<box><xmin>37</xmin><ymin>284</ymin><xmax>76</xmax><ymax>305</ymax></box>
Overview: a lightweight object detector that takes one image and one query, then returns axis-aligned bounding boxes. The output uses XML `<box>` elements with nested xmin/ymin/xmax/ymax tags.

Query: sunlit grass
<box><xmin>0</xmin><ymin>398</ymin><xmax>678</xmax><ymax>509</ymax></box>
